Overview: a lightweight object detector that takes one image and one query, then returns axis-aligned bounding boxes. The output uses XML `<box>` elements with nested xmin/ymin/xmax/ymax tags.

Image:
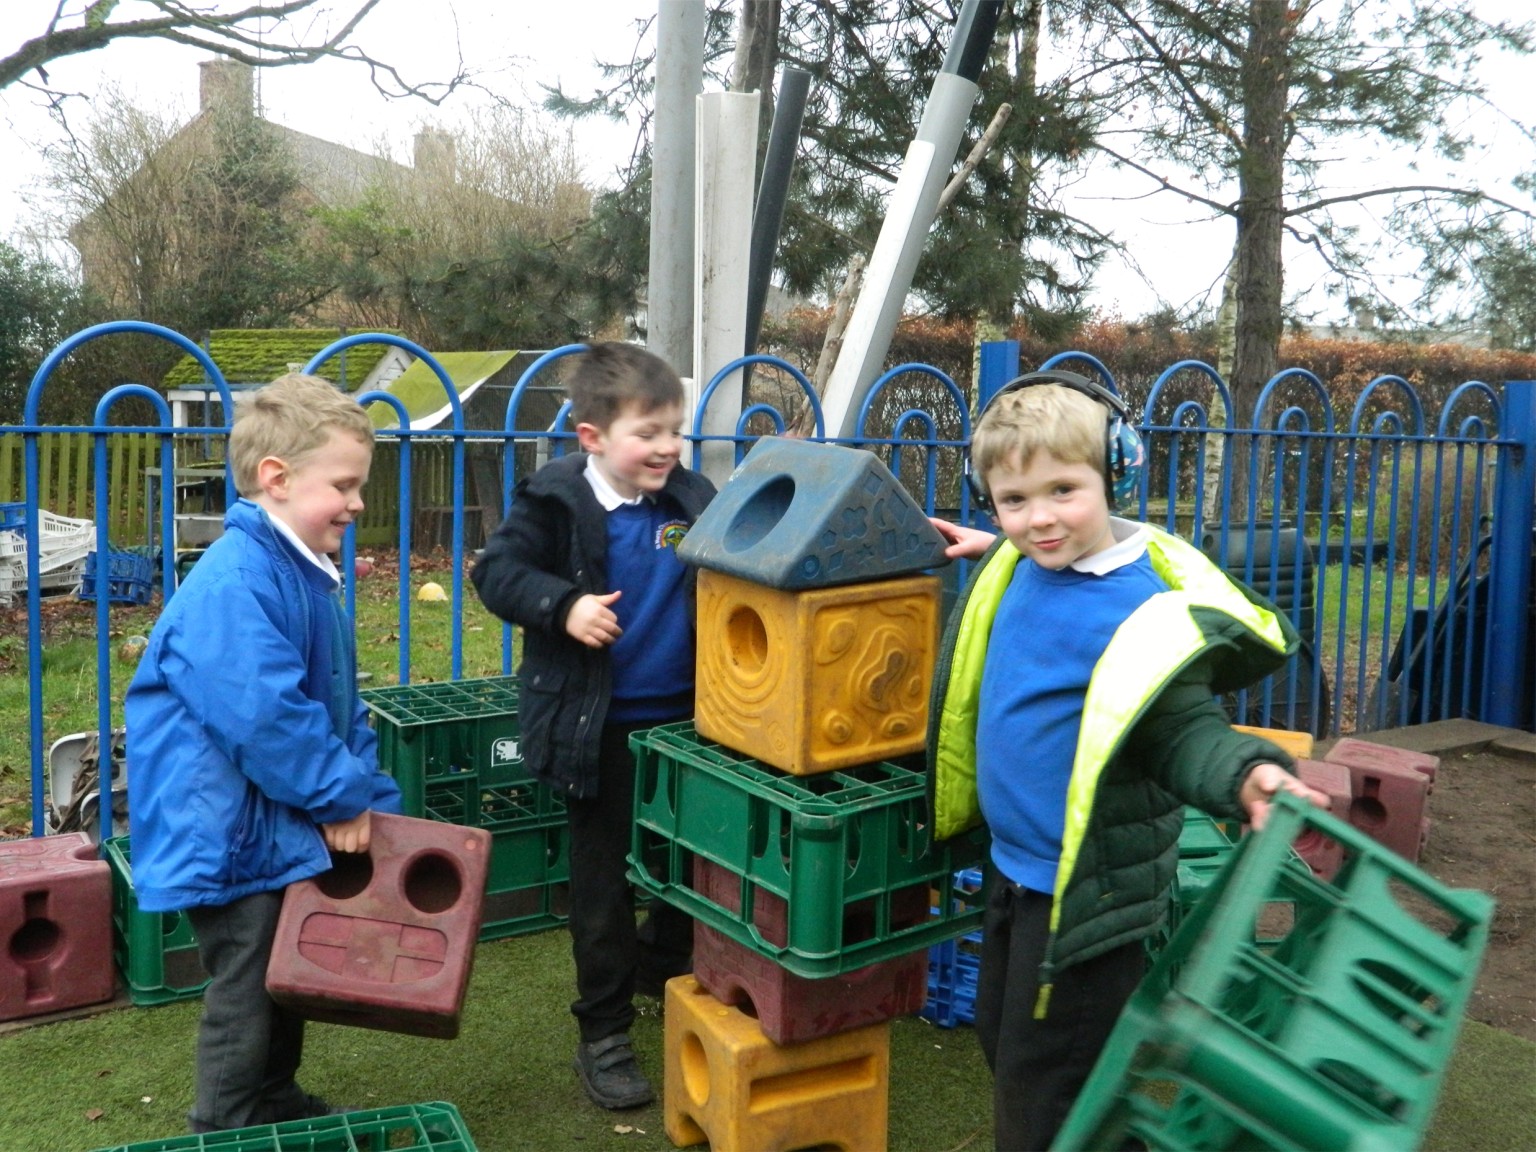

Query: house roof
<box><xmin>162</xmin><ymin>328</ymin><xmax>405</xmax><ymax>391</ymax></box>
<box><xmin>366</xmin><ymin>350</ymin><xmax>521</xmax><ymax>430</ymax></box>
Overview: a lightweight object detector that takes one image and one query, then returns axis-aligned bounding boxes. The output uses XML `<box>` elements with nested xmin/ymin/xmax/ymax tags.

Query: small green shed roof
<box><xmin>162</xmin><ymin>329</ymin><xmax>405</xmax><ymax>391</ymax></box>
<box><xmin>366</xmin><ymin>350</ymin><xmax>520</xmax><ymax>430</ymax></box>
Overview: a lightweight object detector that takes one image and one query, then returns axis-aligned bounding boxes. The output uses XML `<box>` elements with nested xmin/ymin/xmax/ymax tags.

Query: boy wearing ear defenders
<box><xmin>927</xmin><ymin>372</ymin><xmax>1328</xmax><ymax>1151</ymax></box>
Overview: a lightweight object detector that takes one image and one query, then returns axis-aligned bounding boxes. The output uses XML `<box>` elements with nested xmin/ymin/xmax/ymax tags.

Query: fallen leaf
<box><xmin>95</xmin><ymin>1069</ymin><xmax>113</xmax><ymax>1078</ymax></box>
<box><xmin>85</xmin><ymin>1109</ymin><xmax>104</xmax><ymax>1122</ymax></box>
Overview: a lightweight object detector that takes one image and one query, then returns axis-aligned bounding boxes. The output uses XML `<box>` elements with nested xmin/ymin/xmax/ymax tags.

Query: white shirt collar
<box><xmin>1071</xmin><ymin>517</ymin><xmax>1149</xmax><ymax>575</ymax></box>
<box><xmin>265</xmin><ymin>510</ymin><xmax>341</xmax><ymax>584</ymax></box>
<box><xmin>584</xmin><ymin>455</ymin><xmax>647</xmax><ymax>511</ymax></box>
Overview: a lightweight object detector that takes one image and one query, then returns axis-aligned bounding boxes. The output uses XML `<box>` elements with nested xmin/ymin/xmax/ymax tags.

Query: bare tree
<box><xmin>2</xmin><ymin>1</ymin><xmax>464</xmax><ymax>104</ymax></box>
<box><xmin>318</xmin><ymin>103</ymin><xmax>599</xmax><ymax>349</ymax></box>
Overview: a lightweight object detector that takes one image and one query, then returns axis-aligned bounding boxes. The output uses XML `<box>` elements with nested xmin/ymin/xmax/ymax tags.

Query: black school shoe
<box><xmin>573</xmin><ymin>1033</ymin><xmax>655</xmax><ymax>1109</ymax></box>
<box><xmin>283</xmin><ymin>1094</ymin><xmax>354</xmax><ymax>1121</ymax></box>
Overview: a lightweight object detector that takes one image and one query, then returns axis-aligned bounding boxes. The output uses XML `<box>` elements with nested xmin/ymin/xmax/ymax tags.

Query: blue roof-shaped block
<box><xmin>678</xmin><ymin>438</ymin><xmax>951</xmax><ymax>589</ymax></box>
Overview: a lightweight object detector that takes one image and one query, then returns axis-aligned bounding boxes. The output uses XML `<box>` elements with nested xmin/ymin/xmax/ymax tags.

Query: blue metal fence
<box><xmin>10</xmin><ymin>321</ymin><xmax>1536</xmax><ymax>841</ymax></box>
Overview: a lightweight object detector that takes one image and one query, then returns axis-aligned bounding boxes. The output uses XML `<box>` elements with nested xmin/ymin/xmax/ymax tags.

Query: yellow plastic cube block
<box><xmin>664</xmin><ymin>975</ymin><xmax>889</xmax><ymax>1152</ymax></box>
<box><xmin>694</xmin><ymin>569</ymin><xmax>939</xmax><ymax>776</ymax></box>
<box><xmin>1232</xmin><ymin>724</ymin><xmax>1315</xmax><ymax>760</ymax></box>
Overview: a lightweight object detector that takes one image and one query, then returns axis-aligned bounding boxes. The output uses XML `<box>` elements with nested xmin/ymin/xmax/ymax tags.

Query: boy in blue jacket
<box><xmin>928</xmin><ymin>372</ymin><xmax>1328</xmax><ymax>1150</ymax></box>
<box><xmin>471</xmin><ymin>343</ymin><xmax>716</xmax><ymax>1110</ymax></box>
<box><xmin>127</xmin><ymin>373</ymin><xmax>402</xmax><ymax>1134</ymax></box>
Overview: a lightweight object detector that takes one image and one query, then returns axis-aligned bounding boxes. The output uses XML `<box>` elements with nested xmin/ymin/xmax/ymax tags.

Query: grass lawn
<box><xmin>0</xmin><ymin>924</ymin><xmax>1530</xmax><ymax>1151</ymax></box>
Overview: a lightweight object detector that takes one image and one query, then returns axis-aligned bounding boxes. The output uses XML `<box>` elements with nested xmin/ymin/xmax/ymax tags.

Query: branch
<box><xmin>1099</xmin><ymin>0</ymin><xmax>1245</xmax><ymax>153</ymax></box>
<box><xmin>1090</xmin><ymin>141</ymin><xmax>1237</xmax><ymax>217</ymax></box>
<box><xmin>1288</xmin><ymin>185</ymin><xmax>1534</xmax><ymax>221</ymax></box>
<box><xmin>0</xmin><ymin>0</ymin><xmax>465</xmax><ymax>105</ymax></box>
<box><xmin>935</xmin><ymin>103</ymin><xmax>1012</xmax><ymax>214</ymax></box>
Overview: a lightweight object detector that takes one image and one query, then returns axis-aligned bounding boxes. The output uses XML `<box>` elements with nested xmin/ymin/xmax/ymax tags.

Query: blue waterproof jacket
<box><xmin>126</xmin><ymin>499</ymin><xmax>400</xmax><ymax>913</ymax></box>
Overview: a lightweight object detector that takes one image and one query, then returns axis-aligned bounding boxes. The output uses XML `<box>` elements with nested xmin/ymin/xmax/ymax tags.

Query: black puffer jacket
<box><xmin>470</xmin><ymin>452</ymin><xmax>716</xmax><ymax>798</ymax></box>
<box><xmin>928</xmin><ymin>522</ymin><xmax>1299</xmax><ymax>988</ymax></box>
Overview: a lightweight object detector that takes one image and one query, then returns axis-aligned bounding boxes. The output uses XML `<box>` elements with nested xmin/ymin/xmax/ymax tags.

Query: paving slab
<box><xmin>1490</xmin><ymin>730</ymin><xmax>1536</xmax><ymax>762</ymax></box>
<box><xmin>1316</xmin><ymin>719</ymin><xmax>1511</xmax><ymax>758</ymax></box>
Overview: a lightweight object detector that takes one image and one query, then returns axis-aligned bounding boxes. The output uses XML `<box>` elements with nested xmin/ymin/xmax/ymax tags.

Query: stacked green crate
<box><xmin>103</xmin><ymin>837</ymin><xmax>209</xmax><ymax>1006</ymax></box>
<box><xmin>629</xmin><ymin>721</ymin><xmax>988</xmax><ymax>978</ymax></box>
<box><xmin>88</xmin><ymin>1100</ymin><xmax>477</xmax><ymax>1152</ymax></box>
<box><xmin>361</xmin><ymin>676</ymin><xmax>527</xmax><ymax>817</ymax></box>
<box><xmin>1055</xmin><ymin>792</ymin><xmax>1495</xmax><ymax>1152</ymax></box>
<box><xmin>425</xmin><ymin>780</ymin><xmax>570</xmax><ymax>941</ymax></box>
<box><xmin>363</xmin><ymin>676</ymin><xmax>569</xmax><ymax>942</ymax></box>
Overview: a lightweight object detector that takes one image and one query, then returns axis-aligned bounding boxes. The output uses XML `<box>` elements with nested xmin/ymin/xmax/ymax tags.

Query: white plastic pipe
<box><xmin>691</xmin><ymin>90</ymin><xmax>760</xmax><ymax>485</ymax></box>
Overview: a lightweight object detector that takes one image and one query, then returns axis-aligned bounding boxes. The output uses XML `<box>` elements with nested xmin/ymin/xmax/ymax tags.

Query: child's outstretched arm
<box><xmin>929</xmin><ymin>516</ymin><xmax>996</xmax><ymax>561</ymax></box>
<box><xmin>1238</xmin><ymin>763</ymin><xmax>1331</xmax><ymax>831</ymax></box>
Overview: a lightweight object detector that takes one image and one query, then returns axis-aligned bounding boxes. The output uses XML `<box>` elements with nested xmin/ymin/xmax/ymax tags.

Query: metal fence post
<box><xmin>977</xmin><ymin>339</ymin><xmax>1020</xmax><ymax>413</ymax></box>
<box><xmin>1486</xmin><ymin>380</ymin><xmax>1535</xmax><ymax>728</ymax></box>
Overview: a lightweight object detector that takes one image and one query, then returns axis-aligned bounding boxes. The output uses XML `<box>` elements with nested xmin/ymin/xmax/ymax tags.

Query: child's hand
<box><xmin>322</xmin><ymin>810</ymin><xmax>372</xmax><ymax>854</ymax></box>
<box><xmin>1239</xmin><ymin>763</ymin><xmax>1331</xmax><ymax>832</ymax></box>
<box><xmin>929</xmin><ymin>516</ymin><xmax>996</xmax><ymax>561</ymax></box>
<box><xmin>566</xmin><ymin>590</ymin><xmax>623</xmax><ymax>648</ymax></box>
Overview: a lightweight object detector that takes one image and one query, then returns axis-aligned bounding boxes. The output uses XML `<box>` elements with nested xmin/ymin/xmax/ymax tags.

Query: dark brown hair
<box><xmin>567</xmin><ymin>342</ymin><xmax>684</xmax><ymax>430</ymax></box>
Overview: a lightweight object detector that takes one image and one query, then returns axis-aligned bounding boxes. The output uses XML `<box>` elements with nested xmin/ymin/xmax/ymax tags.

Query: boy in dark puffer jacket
<box><xmin>928</xmin><ymin>371</ymin><xmax>1328</xmax><ymax>1150</ymax></box>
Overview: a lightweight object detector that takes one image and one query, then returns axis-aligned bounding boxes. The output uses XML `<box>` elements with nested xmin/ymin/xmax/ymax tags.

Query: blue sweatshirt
<box><xmin>977</xmin><ymin>549</ymin><xmax>1167</xmax><ymax>892</ymax></box>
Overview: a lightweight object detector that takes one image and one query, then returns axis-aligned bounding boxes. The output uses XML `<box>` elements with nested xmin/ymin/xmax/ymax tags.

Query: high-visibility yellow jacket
<box><xmin>928</xmin><ymin>522</ymin><xmax>1298</xmax><ymax>1001</ymax></box>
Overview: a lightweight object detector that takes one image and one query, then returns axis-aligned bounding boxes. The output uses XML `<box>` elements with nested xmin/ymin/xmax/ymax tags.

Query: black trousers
<box><xmin>565</xmin><ymin>719</ymin><xmax>693</xmax><ymax>1043</ymax></box>
<box><xmin>975</xmin><ymin>877</ymin><xmax>1146</xmax><ymax>1152</ymax></box>
<box><xmin>185</xmin><ymin>889</ymin><xmax>309</xmax><ymax>1133</ymax></box>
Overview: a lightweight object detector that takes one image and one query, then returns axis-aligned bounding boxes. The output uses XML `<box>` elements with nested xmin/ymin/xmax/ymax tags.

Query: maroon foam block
<box><xmin>1291</xmin><ymin>759</ymin><xmax>1352</xmax><ymax>881</ymax></box>
<box><xmin>1324</xmin><ymin>737</ymin><xmax>1439</xmax><ymax>791</ymax></box>
<box><xmin>266</xmin><ymin>813</ymin><xmax>490</xmax><ymax>1039</ymax></box>
<box><xmin>1</xmin><ymin>833</ymin><xmax>114</xmax><ymax>1022</ymax></box>
<box><xmin>691</xmin><ymin>856</ymin><xmax>931</xmax><ymax>952</ymax></box>
<box><xmin>1322</xmin><ymin>745</ymin><xmax>1431</xmax><ymax>863</ymax></box>
<box><xmin>693</xmin><ymin>921</ymin><xmax>928</xmax><ymax>1045</ymax></box>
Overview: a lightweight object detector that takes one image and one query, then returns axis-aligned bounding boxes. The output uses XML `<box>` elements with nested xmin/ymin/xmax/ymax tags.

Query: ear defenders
<box><xmin>964</xmin><ymin>369</ymin><xmax>1145</xmax><ymax>513</ymax></box>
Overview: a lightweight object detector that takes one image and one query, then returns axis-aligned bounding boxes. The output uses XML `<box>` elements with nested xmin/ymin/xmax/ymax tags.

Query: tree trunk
<box><xmin>1204</xmin><ymin>256</ymin><xmax>1239</xmax><ymax>524</ymax></box>
<box><xmin>731</xmin><ymin>0</ymin><xmax>782</xmax><ymax>146</ymax></box>
<box><xmin>1228</xmin><ymin>0</ymin><xmax>1291</xmax><ymax>518</ymax></box>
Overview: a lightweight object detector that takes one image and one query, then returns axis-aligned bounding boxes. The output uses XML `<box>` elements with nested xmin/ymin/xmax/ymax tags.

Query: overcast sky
<box><xmin>2</xmin><ymin>0</ymin><xmax>1530</xmax><ymax>325</ymax></box>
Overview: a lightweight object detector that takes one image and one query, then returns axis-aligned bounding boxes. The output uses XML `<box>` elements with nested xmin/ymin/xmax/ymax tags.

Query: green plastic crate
<box><xmin>103</xmin><ymin>837</ymin><xmax>210</xmax><ymax>1007</ymax></box>
<box><xmin>87</xmin><ymin>1100</ymin><xmax>476</xmax><ymax>1151</ymax></box>
<box><xmin>1054</xmin><ymin>792</ymin><xmax>1495</xmax><ymax>1152</ymax></box>
<box><xmin>424</xmin><ymin>782</ymin><xmax>570</xmax><ymax>942</ymax></box>
<box><xmin>628</xmin><ymin>721</ymin><xmax>987</xmax><ymax>977</ymax></box>
<box><xmin>360</xmin><ymin>676</ymin><xmax>525</xmax><ymax>817</ymax></box>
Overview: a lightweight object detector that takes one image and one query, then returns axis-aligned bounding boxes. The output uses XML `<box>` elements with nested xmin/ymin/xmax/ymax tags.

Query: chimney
<box><xmin>414</xmin><ymin>128</ymin><xmax>457</xmax><ymax>182</ymax></box>
<box><xmin>199</xmin><ymin>58</ymin><xmax>255</xmax><ymax>118</ymax></box>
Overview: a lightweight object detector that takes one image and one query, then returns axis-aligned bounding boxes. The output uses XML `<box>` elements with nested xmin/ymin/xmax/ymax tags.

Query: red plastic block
<box><xmin>1290</xmin><ymin>759</ymin><xmax>1351</xmax><ymax>881</ymax></box>
<box><xmin>692</xmin><ymin>855</ymin><xmax>931</xmax><ymax>952</ymax></box>
<box><xmin>693</xmin><ymin>921</ymin><xmax>928</xmax><ymax>1045</ymax></box>
<box><xmin>266</xmin><ymin>813</ymin><xmax>490</xmax><ymax>1039</ymax></box>
<box><xmin>0</xmin><ymin>833</ymin><xmax>114</xmax><ymax>1022</ymax></box>
<box><xmin>1324</xmin><ymin>737</ymin><xmax>1439</xmax><ymax>791</ymax></box>
<box><xmin>1325</xmin><ymin>747</ymin><xmax>1430</xmax><ymax>863</ymax></box>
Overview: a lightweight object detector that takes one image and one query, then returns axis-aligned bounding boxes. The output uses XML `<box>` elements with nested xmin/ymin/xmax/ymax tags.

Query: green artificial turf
<box><xmin>2</xmin><ymin>920</ymin><xmax>1528</xmax><ymax>1152</ymax></box>
<box><xmin>1</xmin><ymin>927</ymin><xmax>994</xmax><ymax>1152</ymax></box>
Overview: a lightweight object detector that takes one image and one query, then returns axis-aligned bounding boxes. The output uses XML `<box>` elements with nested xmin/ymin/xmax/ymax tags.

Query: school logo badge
<box><xmin>657</xmin><ymin>520</ymin><xmax>690</xmax><ymax>550</ymax></box>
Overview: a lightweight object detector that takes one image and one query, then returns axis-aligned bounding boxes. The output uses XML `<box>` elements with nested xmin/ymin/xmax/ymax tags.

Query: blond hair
<box><xmin>229</xmin><ymin>373</ymin><xmax>374</xmax><ymax>497</ymax></box>
<box><xmin>971</xmin><ymin>383</ymin><xmax>1107</xmax><ymax>498</ymax></box>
